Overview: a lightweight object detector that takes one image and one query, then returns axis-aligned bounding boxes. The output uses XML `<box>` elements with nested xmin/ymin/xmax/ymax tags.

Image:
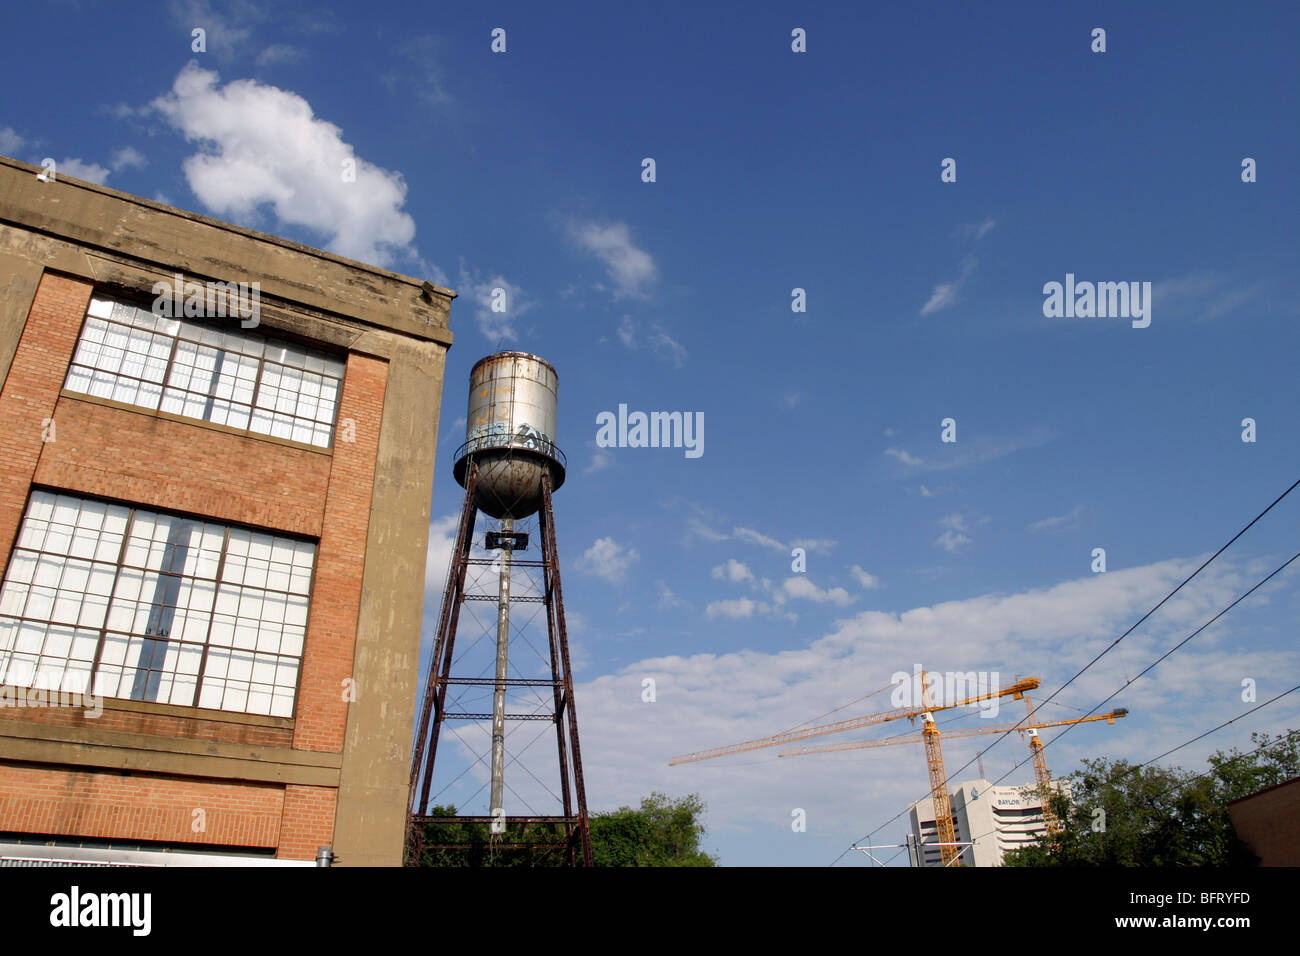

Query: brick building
<box><xmin>1228</xmin><ymin>776</ymin><xmax>1300</xmax><ymax>866</ymax></box>
<box><xmin>0</xmin><ymin>156</ymin><xmax>455</xmax><ymax>865</ymax></box>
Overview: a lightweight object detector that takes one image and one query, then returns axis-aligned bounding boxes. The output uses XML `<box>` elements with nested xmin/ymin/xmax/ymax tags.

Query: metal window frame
<box><xmin>0</xmin><ymin>488</ymin><xmax>319</xmax><ymax>720</ymax></box>
<box><xmin>64</xmin><ymin>293</ymin><xmax>346</xmax><ymax>450</ymax></box>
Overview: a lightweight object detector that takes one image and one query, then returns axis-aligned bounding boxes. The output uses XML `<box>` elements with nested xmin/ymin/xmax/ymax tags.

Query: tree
<box><xmin>412</xmin><ymin>804</ymin><xmax>574</xmax><ymax>867</ymax></box>
<box><xmin>1004</xmin><ymin>730</ymin><xmax>1297</xmax><ymax>867</ymax></box>
<box><xmin>414</xmin><ymin>792</ymin><xmax>718</xmax><ymax>867</ymax></box>
<box><xmin>590</xmin><ymin>792</ymin><xmax>717</xmax><ymax>867</ymax></box>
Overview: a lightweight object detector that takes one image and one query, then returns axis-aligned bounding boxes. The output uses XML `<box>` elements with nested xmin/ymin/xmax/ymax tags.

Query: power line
<box><xmin>829</xmin><ymin>475</ymin><xmax>1300</xmax><ymax>865</ymax></box>
<box><xmin>905</xmin><ymin>553</ymin><xmax>1300</xmax><ymax>864</ymax></box>
<box><xmin>1136</xmin><ymin>683</ymin><xmax>1300</xmax><ymax>771</ymax></box>
<box><xmin>955</xmin><ymin>694</ymin><xmax>1300</xmax><ymax>861</ymax></box>
<box><xmin>1005</xmin><ymin>477</ymin><xmax>1300</xmax><ymax>727</ymax></box>
<box><xmin>958</xmin><ymin>548</ymin><xmax>1300</xmax><ymax>795</ymax></box>
<box><xmin>778</xmin><ymin>681</ymin><xmax>895</xmax><ymax>735</ymax></box>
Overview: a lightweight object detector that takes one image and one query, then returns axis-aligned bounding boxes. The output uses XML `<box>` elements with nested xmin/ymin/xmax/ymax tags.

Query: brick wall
<box><xmin>0</xmin><ymin>273</ymin><xmax>90</xmax><ymax>565</ymax></box>
<box><xmin>0</xmin><ymin>762</ymin><xmax>284</xmax><ymax>848</ymax></box>
<box><xmin>290</xmin><ymin>353</ymin><xmax>387</xmax><ymax>753</ymax></box>
<box><xmin>277</xmin><ymin>784</ymin><xmax>337</xmax><ymax>859</ymax></box>
<box><xmin>35</xmin><ymin>398</ymin><xmax>332</xmax><ymax>538</ymax></box>
<box><xmin>0</xmin><ymin>270</ymin><xmax>386</xmax><ymax>861</ymax></box>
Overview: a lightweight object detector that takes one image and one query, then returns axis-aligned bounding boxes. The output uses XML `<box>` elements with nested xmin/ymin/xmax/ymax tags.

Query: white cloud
<box><xmin>687</xmin><ymin>521</ymin><xmax>835</xmax><ymax>557</ymax></box>
<box><xmin>781</xmin><ymin>577</ymin><xmax>855</xmax><ymax>606</ymax></box>
<box><xmin>1029</xmin><ymin>505</ymin><xmax>1083</xmax><ymax>534</ymax></box>
<box><xmin>615</xmin><ymin>315</ymin><xmax>687</xmax><ymax>367</ymax></box>
<box><xmin>734</xmin><ymin>527</ymin><xmax>785</xmax><ymax>551</ymax></box>
<box><xmin>617</xmin><ymin>316</ymin><xmax>636</xmax><ymax>348</ymax></box>
<box><xmin>423</xmin><ymin>513</ymin><xmax>460</xmax><ymax>597</ymax></box>
<box><xmin>658</xmin><ymin>582</ymin><xmax>689</xmax><ymax>611</ymax></box>
<box><xmin>255</xmin><ymin>44</ymin><xmax>305</xmax><ymax>68</ymax></box>
<box><xmin>939</xmin><ymin>514</ymin><xmax>969</xmax><ymax>533</ymax></box>
<box><xmin>791</xmin><ymin>538</ymin><xmax>837</xmax><ymax>554</ymax></box>
<box><xmin>885</xmin><ymin>447</ymin><xmax>924</xmax><ymax>467</ymax></box>
<box><xmin>890</xmin><ymin>432</ymin><xmax>1054</xmax><ymax>473</ymax></box>
<box><xmin>110</xmin><ymin>146</ymin><xmax>148</xmax><ymax>172</ymax></box>
<box><xmin>850</xmin><ymin>565</ymin><xmax>882</xmax><ymax>589</ymax></box>
<box><xmin>103</xmin><ymin>102</ymin><xmax>149</xmax><ymax>120</ymax></box>
<box><xmin>578</xmin><ymin>537</ymin><xmax>639</xmax><ymax>584</ymax></box>
<box><xmin>712</xmin><ymin>559</ymin><xmax>754</xmax><ymax>584</ymax></box>
<box><xmin>920</xmin><ymin>282</ymin><xmax>958</xmax><ymax>316</ymax></box>
<box><xmin>169</xmin><ymin>0</ymin><xmax>264</xmax><ymax>61</ymax></box>
<box><xmin>151</xmin><ymin>63</ymin><xmax>418</xmax><ymax>267</ymax></box>
<box><xmin>584</xmin><ymin>448</ymin><xmax>614</xmax><ymax>475</ymax></box>
<box><xmin>705</xmin><ymin>597</ymin><xmax>758</xmax><ymax>620</ymax></box>
<box><xmin>957</xmin><ymin>218</ymin><xmax>997</xmax><ymax>240</ymax></box>
<box><xmin>567</xmin><ymin>219</ymin><xmax>657</xmax><ymax>298</ymax></box>
<box><xmin>648</xmin><ymin>327</ymin><xmax>687</xmax><ymax>367</ymax></box>
<box><xmin>570</xmin><ymin>554</ymin><xmax>1292</xmax><ymax>856</ymax></box>
<box><xmin>686</xmin><ymin>519</ymin><xmax>731</xmax><ymax>543</ymax></box>
<box><xmin>1151</xmin><ymin>271</ymin><xmax>1264</xmax><ymax>323</ymax></box>
<box><xmin>936</xmin><ymin>513</ymin><xmax>977</xmax><ymax>552</ymax></box>
<box><xmin>381</xmin><ymin>34</ymin><xmax>451</xmax><ymax>105</ymax></box>
<box><xmin>915</xmin><ymin>484</ymin><xmax>955</xmax><ymax>498</ymax></box>
<box><xmin>936</xmin><ymin>530</ymin><xmax>972</xmax><ymax>553</ymax></box>
<box><xmin>456</xmin><ymin>263</ymin><xmax>532</xmax><ymax>341</ymax></box>
<box><xmin>920</xmin><ymin>221</ymin><xmax>995</xmax><ymax>315</ymax></box>
<box><xmin>56</xmin><ymin>159</ymin><xmax>111</xmax><ymax>184</ymax></box>
<box><xmin>0</xmin><ymin>127</ymin><xmax>25</xmax><ymax>155</ymax></box>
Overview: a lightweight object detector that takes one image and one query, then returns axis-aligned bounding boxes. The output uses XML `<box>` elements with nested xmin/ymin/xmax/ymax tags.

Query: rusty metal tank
<box><xmin>452</xmin><ymin>352</ymin><xmax>566</xmax><ymax>519</ymax></box>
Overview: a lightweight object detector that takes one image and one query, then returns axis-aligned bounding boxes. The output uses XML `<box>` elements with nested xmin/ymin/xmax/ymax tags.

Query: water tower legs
<box><xmin>407</xmin><ymin>466</ymin><xmax>592</xmax><ymax>865</ymax></box>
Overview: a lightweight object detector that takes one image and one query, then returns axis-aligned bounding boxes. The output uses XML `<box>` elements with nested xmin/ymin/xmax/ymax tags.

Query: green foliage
<box><xmin>590</xmin><ymin>792</ymin><xmax>717</xmax><ymax>867</ymax></box>
<box><xmin>414</xmin><ymin>792</ymin><xmax>718</xmax><ymax>867</ymax></box>
<box><xmin>1206</xmin><ymin>730</ymin><xmax>1300</xmax><ymax>802</ymax></box>
<box><xmin>1004</xmin><ymin>730</ymin><xmax>1298</xmax><ymax>867</ymax></box>
<box><xmin>414</xmin><ymin>804</ymin><xmax>574</xmax><ymax>867</ymax></box>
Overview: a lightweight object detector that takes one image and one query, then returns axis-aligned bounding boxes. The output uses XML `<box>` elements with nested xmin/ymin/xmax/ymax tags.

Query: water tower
<box><xmin>408</xmin><ymin>352</ymin><xmax>592</xmax><ymax>866</ymax></box>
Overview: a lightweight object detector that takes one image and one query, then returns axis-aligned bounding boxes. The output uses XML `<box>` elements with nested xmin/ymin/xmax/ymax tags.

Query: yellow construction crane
<box><xmin>1021</xmin><ymin>699</ymin><xmax>1129</xmax><ymax>836</ymax></box>
<box><xmin>779</xmin><ymin>704</ymin><xmax>1129</xmax><ymax>864</ymax></box>
<box><xmin>669</xmin><ymin>670</ymin><xmax>1040</xmax><ymax>868</ymax></box>
<box><xmin>669</xmin><ymin>672</ymin><xmax>1039</xmax><ymax>766</ymax></box>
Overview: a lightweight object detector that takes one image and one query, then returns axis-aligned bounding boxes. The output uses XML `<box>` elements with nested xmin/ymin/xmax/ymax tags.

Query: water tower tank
<box><xmin>452</xmin><ymin>351</ymin><xmax>566</xmax><ymax>519</ymax></box>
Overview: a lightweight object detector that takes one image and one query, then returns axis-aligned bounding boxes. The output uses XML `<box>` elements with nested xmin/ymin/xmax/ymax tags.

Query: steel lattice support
<box><xmin>406</xmin><ymin>463</ymin><xmax>592</xmax><ymax>866</ymax></box>
<box><xmin>922</xmin><ymin>719</ymin><xmax>961</xmax><ymax>867</ymax></box>
<box><xmin>1024</xmin><ymin>696</ymin><xmax>1060</xmax><ymax>838</ymax></box>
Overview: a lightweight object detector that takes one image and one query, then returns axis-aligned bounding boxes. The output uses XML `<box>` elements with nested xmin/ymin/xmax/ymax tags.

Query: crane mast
<box><xmin>921</xmin><ymin>711</ymin><xmax>961</xmax><ymax>866</ymax></box>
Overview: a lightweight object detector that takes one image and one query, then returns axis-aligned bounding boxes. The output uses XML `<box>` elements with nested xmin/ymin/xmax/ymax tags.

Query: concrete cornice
<box><xmin>0</xmin><ymin>155</ymin><xmax>455</xmax><ymax>347</ymax></box>
<box><xmin>0</xmin><ymin>717</ymin><xmax>342</xmax><ymax>787</ymax></box>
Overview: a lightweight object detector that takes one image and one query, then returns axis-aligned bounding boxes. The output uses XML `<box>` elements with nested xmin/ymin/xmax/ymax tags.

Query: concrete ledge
<box><xmin>97</xmin><ymin>696</ymin><xmax>294</xmax><ymax>729</ymax></box>
<box><xmin>0</xmin><ymin>156</ymin><xmax>454</xmax><ymax>346</ymax></box>
<box><xmin>0</xmin><ymin>718</ymin><xmax>342</xmax><ymax>787</ymax></box>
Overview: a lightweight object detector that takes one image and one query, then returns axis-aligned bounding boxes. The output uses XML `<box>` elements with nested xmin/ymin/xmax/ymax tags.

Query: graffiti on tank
<box><xmin>467</xmin><ymin>420</ymin><xmax>553</xmax><ymax>452</ymax></box>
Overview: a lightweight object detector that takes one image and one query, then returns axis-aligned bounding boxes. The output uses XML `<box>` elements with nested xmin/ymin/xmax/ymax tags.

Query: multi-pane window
<box><xmin>63</xmin><ymin>296</ymin><xmax>346</xmax><ymax>448</ymax></box>
<box><xmin>0</xmin><ymin>491</ymin><xmax>315</xmax><ymax>718</ymax></box>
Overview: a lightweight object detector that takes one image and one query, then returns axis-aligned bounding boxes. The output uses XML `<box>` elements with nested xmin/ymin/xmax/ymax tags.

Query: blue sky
<box><xmin>3</xmin><ymin>1</ymin><xmax>1298</xmax><ymax>866</ymax></box>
